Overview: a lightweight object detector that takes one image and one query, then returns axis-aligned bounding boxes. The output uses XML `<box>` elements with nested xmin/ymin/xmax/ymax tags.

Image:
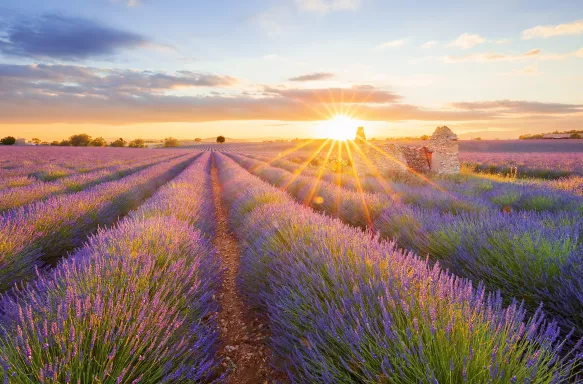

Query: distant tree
<box><xmin>216</xmin><ymin>135</ymin><xmax>226</xmax><ymax>144</ymax></box>
<box><xmin>109</xmin><ymin>138</ymin><xmax>127</xmax><ymax>147</ymax></box>
<box><xmin>129</xmin><ymin>138</ymin><xmax>147</xmax><ymax>148</ymax></box>
<box><xmin>473</xmin><ymin>137</ymin><xmax>482</xmax><ymax>140</ymax></box>
<box><xmin>0</xmin><ymin>136</ymin><xmax>16</xmax><ymax>145</ymax></box>
<box><xmin>194</xmin><ymin>138</ymin><xmax>202</xmax><ymax>142</ymax></box>
<box><xmin>69</xmin><ymin>134</ymin><xmax>92</xmax><ymax>147</ymax></box>
<box><xmin>59</xmin><ymin>140</ymin><xmax>72</xmax><ymax>146</ymax></box>
<box><xmin>570</xmin><ymin>133</ymin><xmax>582</xmax><ymax>139</ymax></box>
<box><xmin>89</xmin><ymin>137</ymin><xmax>107</xmax><ymax>147</ymax></box>
<box><xmin>31</xmin><ymin>138</ymin><xmax>41</xmax><ymax>145</ymax></box>
<box><xmin>41</xmin><ymin>141</ymin><xmax>49</xmax><ymax>146</ymax></box>
<box><xmin>163</xmin><ymin>137</ymin><xmax>180</xmax><ymax>147</ymax></box>
<box><xmin>419</xmin><ymin>135</ymin><xmax>430</xmax><ymax>140</ymax></box>
<box><xmin>50</xmin><ymin>141</ymin><xmax>60</xmax><ymax>146</ymax></box>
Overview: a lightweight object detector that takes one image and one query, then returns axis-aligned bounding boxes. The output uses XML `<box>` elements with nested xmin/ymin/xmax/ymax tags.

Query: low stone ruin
<box><xmin>352</xmin><ymin>126</ymin><xmax>460</xmax><ymax>176</ymax></box>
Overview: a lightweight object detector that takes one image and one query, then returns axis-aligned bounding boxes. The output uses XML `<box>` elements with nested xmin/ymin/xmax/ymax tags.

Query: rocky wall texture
<box><xmin>351</xmin><ymin>126</ymin><xmax>460</xmax><ymax>176</ymax></box>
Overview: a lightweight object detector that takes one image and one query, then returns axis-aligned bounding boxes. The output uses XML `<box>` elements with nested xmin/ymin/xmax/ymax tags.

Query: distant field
<box><xmin>195</xmin><ymin>139</ymin><xmax>583</xmax><ymax>178</ymax></box>
<box><xmin>459</xmin><ymin>140</ymin><xmax>583</xmax><ymax>178</ymax></box>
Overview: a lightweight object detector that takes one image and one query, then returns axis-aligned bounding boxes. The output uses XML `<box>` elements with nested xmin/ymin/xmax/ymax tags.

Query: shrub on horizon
<box><xmin>69</xmin><ymin>133</ymin><xmax>92</xmax><ymax>146</ymax></box>
<box><xmin>163</xmin><ymin>137</ymin><xmax>179</xmax><ymax>147</ymax></box>
<box><xmin>110</xmin><ymin>138</ymin><xmax>127</xmax><ymax>147</ymax></box>
<box><xmin>129</xmin><ymin>138</ymin><xmax>147</xmax><ymax>148</ymax></box>
<box><xmin>0</xmin><ymin>136</ymin><xmax>16</xmax><ymax>145</ymax></box>
<box><xmin>89</xmin><ymin>137</ymin><xmax>107</xmax><ymax>147</ymax></box>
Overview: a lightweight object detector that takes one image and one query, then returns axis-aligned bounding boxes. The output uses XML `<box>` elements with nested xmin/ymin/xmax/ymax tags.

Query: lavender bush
<box><xmin>0</xmin><ymin>152</ymin><xmax>222</xmax><ymax>383</ymax></box>
<box><xmin>0</xmin><ymin>152</ymin><xmax>184</xmax><ymax>212</ymax></box>
<box><xmin>0</xmin><ymin>153</ymin><xmax>197</xmax><ymax>292</ymax></box>
<box><xmin>226</xmin><ymin>152</ymin><xmax>583</xmax><ymax>339</ymax></box>
<box><xmin>214</xmin><ymin>153</ymin><xmax>581</xmax><ymax>383</ymax></box>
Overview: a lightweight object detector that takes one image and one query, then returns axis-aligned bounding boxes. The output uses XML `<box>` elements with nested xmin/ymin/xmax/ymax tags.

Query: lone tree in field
<box><xmin>194</xmin><ymin>138</ymin><xmax>202</xmax><ymax>142</ymax></box>
<box><xmin>89</xmin><ymin>137</ymin><xmax>107</xmax><ymax>147</ymax></box>
<box><xmin>129</xmin><ymin>138</ymin><xmax>147</xmax><ymax>148</ymax></box>
<box><xmin>163</xmin><ymin>137</ymin><xmax>180</xmax><ymax>147</ymax></box>
<box><xmin>1</xmin><ymin>136</ymin><xmax>16</xmax><ymax>145</ymax></box>
<box><xmin>110</xmin><ymin>138</ymin><xmax>127</xmax><ymax>147</ymax></box>
<box><xmin>31</xmin><ymin>138</ymin><xmax>41</xmax><ymax>145</ymax></box>
<box><xmin>216</xmin><ymin>135</ymin><xmax>226</xmax><ymax>144</ymax></box>
<box><xmin>69</xmin><ymin>134</ymin><xmax>92</xmax><ymax>147</ymax></box>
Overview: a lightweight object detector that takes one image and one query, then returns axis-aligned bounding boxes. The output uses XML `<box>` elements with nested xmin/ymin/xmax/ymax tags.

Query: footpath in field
<box><xmin>211</xmin><ymin>158</ymin><xmax>282</xmax><ymax>383</ymax></box>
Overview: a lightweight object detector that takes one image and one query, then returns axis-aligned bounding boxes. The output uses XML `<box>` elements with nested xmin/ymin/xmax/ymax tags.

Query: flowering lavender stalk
<box><xmin>0</xmin><ymin>147</ymin><xmax>191</xmax><ymax>181</ymax></box>
<box><xmin>215</xmin><ymin>153</ymin><xmax>581</xmax><ymax>383</ymax></box>
<box><xmin>226</xmin><ymin>152</ymin><xmax>583</xmax><ymax>340</ymax></box>
<box><xmin>0</xmin><ymin>153</ymin><xmax>197</xmax><ymax>292</ymax></box>
<box><xmin>0</xmin><ymin>152</ymin><xmax>222</xmax><ymax>383</ymax></box>
<box><xmin>0</xmin><ymin>152</ymin><xmax>185</xmax><ymax>212</ymax></box>
<box><xmin>461</xmin><ymin>152</ymin><xmax>583</xmax><ymax>179</ymax></box>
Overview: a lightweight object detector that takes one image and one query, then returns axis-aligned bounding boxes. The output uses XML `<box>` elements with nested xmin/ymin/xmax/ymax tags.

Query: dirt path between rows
<box><xmin>211</xmin><ymin>156</ymin><xmax>283</xmax><ymax>384</ymax></box>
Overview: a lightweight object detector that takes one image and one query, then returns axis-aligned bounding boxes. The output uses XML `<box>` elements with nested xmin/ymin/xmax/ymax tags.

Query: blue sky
<box><xmin>0</xmin><ymin>0</ymin><xmax>582</xmax><ymax>140</ymax></box>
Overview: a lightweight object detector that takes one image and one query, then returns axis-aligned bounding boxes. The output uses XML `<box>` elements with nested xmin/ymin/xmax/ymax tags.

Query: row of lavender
<box><xmin>0</xmin><ymin>147</ymin><xmax>192</xmax><ymax>187</ymax></box>
<box><xmin>0</xmin><ymin>153</ymin><xmax>196</xmax><ymax>292</ymax></box>
<box><xmin>215</xmin><ymin>153</ymin><xmax>581</xmax><ymax>382</ymax></box>
<box><xmin>0</xmin><ymin>152</ymin><xmax>185</xmax><ymax>212</ymax></box>
<box><xmin>0</xmin><ymin>152</ymin><xmax>222</xmax><ymax>383</ymax></box>
<box><xmin>460</xmin><ymin>152</ymin><xmax>583</xmax><ymax>179</ymax></box>
<box><xmin>247</xmin><ymin>153</ymin><xmax>583</xmax><ymax>214</ymax></box>
<box><xmin>226</xmin><ymin>153</ymin><xmax>583</xmax><ymax>339</ymax></box>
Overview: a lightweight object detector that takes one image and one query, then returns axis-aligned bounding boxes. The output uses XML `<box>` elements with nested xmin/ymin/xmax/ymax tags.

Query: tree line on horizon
<box><xmin>0</xmin><ymin>134</ymin><xmax>182</xmax><ymax>148</ymax></box>
<box><xmin>519</xmin><ymin>130</ymin><xmax>583</xmax><ymax>140</ymax></box>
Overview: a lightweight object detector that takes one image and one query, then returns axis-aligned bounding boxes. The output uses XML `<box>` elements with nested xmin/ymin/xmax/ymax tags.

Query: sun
<box><xmin>319</xmin><ymin>114</ymin><xmax>358</xmax><ymax>141</ymax></box>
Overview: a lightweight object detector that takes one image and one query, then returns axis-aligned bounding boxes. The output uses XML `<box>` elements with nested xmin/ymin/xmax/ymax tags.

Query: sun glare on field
<box><xmin>318</xmin><ymin>114</ymin><xmax>358</xmax><ymax>141</ymax></box>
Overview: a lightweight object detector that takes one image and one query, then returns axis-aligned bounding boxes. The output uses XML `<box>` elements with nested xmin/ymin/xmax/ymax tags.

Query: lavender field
<box><xmin>1</xmin><ymin>145</ymin><xmax>583</xmax><ymax>383</ymax></box>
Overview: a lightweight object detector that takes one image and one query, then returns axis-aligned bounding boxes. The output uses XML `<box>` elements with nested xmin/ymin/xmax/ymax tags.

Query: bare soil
<box><xmin>211</xmin><ymin>157</ymin><xmax>285</xmax><ymax>384</ymax></box>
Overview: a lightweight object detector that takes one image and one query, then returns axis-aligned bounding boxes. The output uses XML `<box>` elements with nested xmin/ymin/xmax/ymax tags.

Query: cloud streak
<box><xmin>289</xmin><ymin>72</ymin><xmax>335</xmax><ymax>81</ymax></box>
<box><xmin>0</xmin><ymin>14</ymin><xmax>148</xmax><ymax>60</ymax></box>
<box><xmin>295</xmin><ymin>0</ymin><xmax>361</xmax><ymax>13</ymax></box>
<box><xmin>450</xmin><ymin>100</ymin><xmax>583</xmax><ymax>114</ymax></box>
<box><xmin>421</xmin><ymin>40</ymin><xmax>437</xmax><ymax>48</ymax></box>
<box><xmin>522</xmin><ymin>20</ymin><xmax>583</xmax><ymax>39</ymax></box>
<box><xmin>2</xmin><ymin>63</ymin><xmax>581</xmax><ymax>128</ymax></box>
<box><xmin>447</xmin><ymin>33</ymin><xmax>485</xmax><ymax>49</ymax></box>
<box><xmin>0</xmin><ymin>63</ymin><xmax>498</xmax><ymax>124</ymax></box>
<box><xmin>376</xmin><ymin>39</ymin><xmax>406</xmax><ymax>49</ymax></box>
<box><xmin>444</xmin><ymin>49</ymin><xmax>541</xmax><ymax>63</ymax></box>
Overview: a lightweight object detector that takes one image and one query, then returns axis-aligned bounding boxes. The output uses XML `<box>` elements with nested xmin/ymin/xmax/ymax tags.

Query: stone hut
<box><xmin>428</xmin><ymin>126</ymin><xmax>460</xmax><ymax>175</ymax></box>
<box><xmin>352</xmin><ymin>126</ymin><xmax>460</xmax><ymax>176</ymax></box>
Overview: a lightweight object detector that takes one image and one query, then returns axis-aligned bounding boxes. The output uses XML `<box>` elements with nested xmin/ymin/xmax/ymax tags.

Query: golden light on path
<box><xmin>318</xmin><ymin>114</ymin><xmax>358</xmax><ymax>141</ymax></box>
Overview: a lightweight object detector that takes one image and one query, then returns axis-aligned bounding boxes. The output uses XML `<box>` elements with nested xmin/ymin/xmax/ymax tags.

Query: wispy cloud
<box><xmin>111</xmin><ymin>0</ymin><xmax>142</xmax><ymax>7</ymax></box>
<box><xmin>421</xmin><ymin>40</ymin><xmax>437</xmax><ymax>48</ymax></box>
<box><xmin>503</xmin><ymin>65</ymin><xmax>542</xmax><ymax>76</ymax></box>
<box><xmin>447</xmin><ymin>33</ymin><xmax>485</xmax><ymax>49</ymax></box>
<box><xmin>522</xmin><ymin>20</ymin><xmax>583</xmax><ymax>39</ymax></box>
<box><xmin>263</xmin><ymin>84</ymin><xmax>402</xmax><ymax>104</ymax></box>
<box><xmin>493</xmin><ymin>38</ymin><xmax>511</xmax><ymax>44</ymax></box>
<box><xmin>0</xmin><ymin>63</ymin><xmax>239</xmax><ymax>93</ymax></box>
<box><xmin>444</xmin><ymin>49</ymin><xmax>540</xmax><ymax>63</ymax></box>
<box><xmin>450</xmin><ymin>100</ymin><xmax>583</xmax><ymax>114</ymax></box>
<box><xmin>443</xmin><ymin>48</ymin><xmax>582</xmax><ymax>63</ymax></box>
<box><xmin>376</xmin><ymin>39</ymin><xmax>406</xmax><ymax>50</ymax></box>
<box><xmin>0</xmin><ymin>14</ymin><xmax>148</xmax><ymax>60</ymax></box>
<box><xmin>295</xmin><ymin>0</ymin><xmax>361</xmax><ymax>13</ymax></box>
<box><xmin>253</xmin><ymin>7</ymin><xmax>291</xmax><ymax>37</ymax></box>
<box><xmin>289</xmin><ymin>72</ymin><xmax>335</xmax><ymax>81</ymax></box>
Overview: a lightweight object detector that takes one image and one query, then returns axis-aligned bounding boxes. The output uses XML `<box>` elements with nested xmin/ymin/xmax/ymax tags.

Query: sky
<box><xmin>0</xmin><ymin>0</ymin><xmax>582</xmax><ymax>141</ymax></box>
